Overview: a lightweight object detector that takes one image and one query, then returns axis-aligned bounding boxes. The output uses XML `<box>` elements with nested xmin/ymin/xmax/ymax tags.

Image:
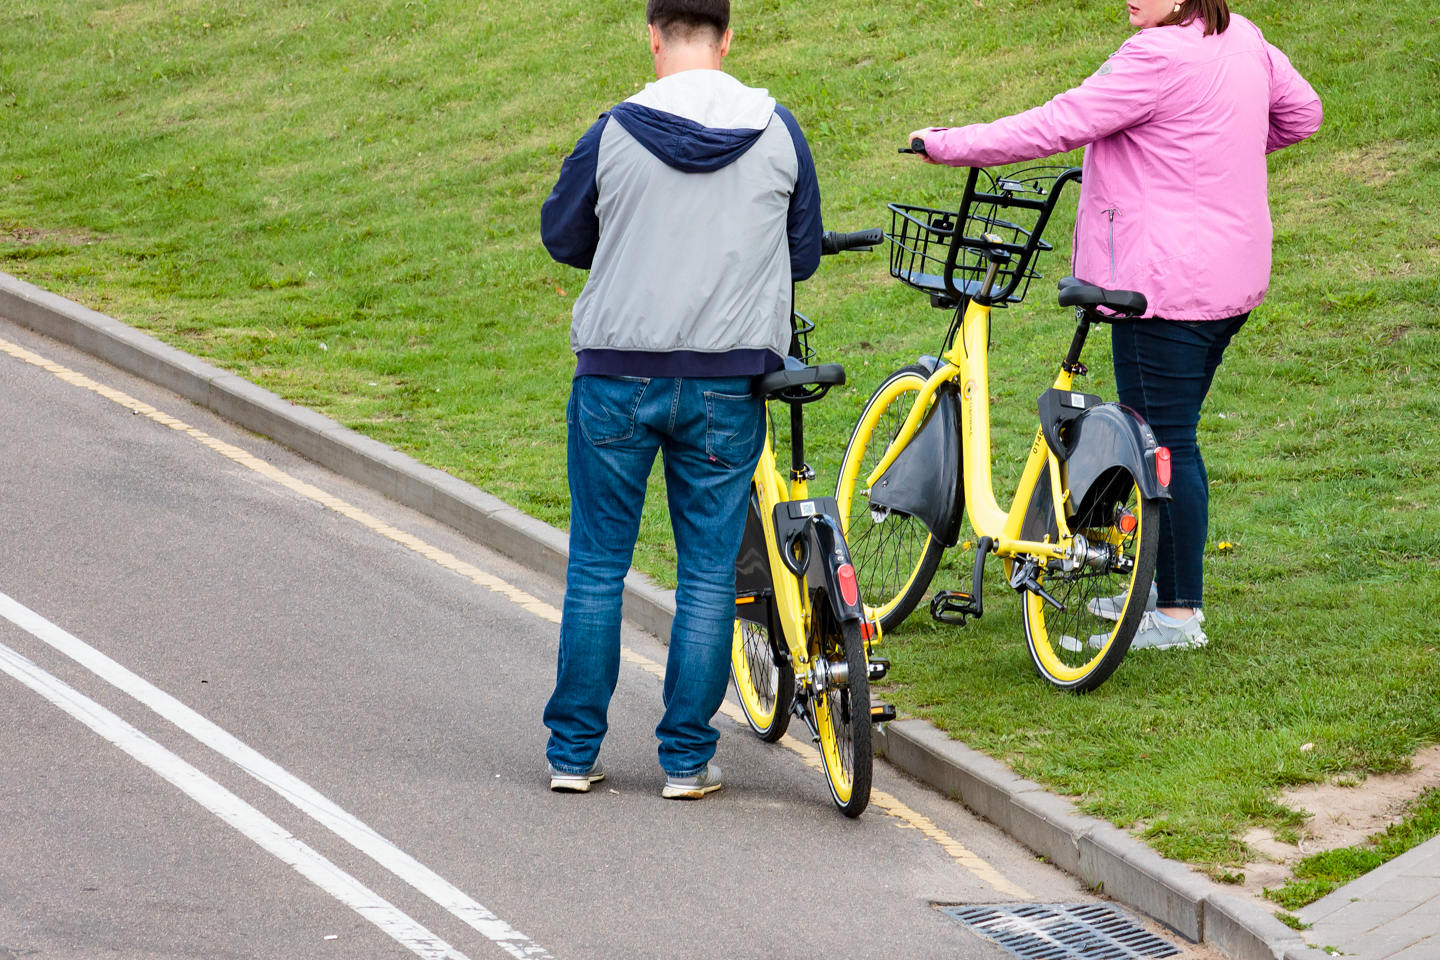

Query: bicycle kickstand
<box><xmin>1008</xmin><ymin>554</ymin><xmax>1065</xmax><ymax>611</ymax></box>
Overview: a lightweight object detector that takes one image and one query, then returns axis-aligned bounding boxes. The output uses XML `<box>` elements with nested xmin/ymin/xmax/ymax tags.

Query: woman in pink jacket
<box><xmin>910</xmin><ymin>0</ymin><xmax>1321</xmax><ymax>651</ymax></box>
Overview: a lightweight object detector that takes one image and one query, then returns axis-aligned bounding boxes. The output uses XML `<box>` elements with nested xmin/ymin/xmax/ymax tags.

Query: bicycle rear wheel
<box><xmin>836</xmin><ymin>365</ymin><xmax>946</xmax><ymax>632</ymax></box>
<box><xmin>731</xmin><ymin>616</ymin><xmax>794</xmax><ymax>742</ymax></box>
<box><xmin>812</xmin><ymin>615</ymin><xmax>872</xmax><ymax>817</ymax></box>
<box><xmin>1019</xmin><ymin>464</ymin><xmax>1158</xmax><ymax>692</ymax></box>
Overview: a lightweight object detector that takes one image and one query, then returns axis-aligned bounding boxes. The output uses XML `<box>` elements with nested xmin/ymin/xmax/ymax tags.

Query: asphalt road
<box><xmin>0</xmin><ymin>315</ymin><xmax>1190</xmax><ymax>960</ymax></box>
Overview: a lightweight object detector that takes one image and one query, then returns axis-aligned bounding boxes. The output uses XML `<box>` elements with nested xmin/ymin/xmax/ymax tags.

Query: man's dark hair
<box><xmin>646</xmin><ymin>0</ymin><xmax>729</xmax><ymax>41</ymax></box>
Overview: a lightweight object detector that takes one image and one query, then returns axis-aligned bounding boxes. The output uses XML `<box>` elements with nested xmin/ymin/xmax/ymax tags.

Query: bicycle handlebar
<box><xmin>821</xmin><ymin>228</ymin><xmax>884</xmax><ymax>255</ymax></box>
<box><xmin>898</xmin><ymin>136</ymin><xmax>928</xmax><ymax>156</ymax></box>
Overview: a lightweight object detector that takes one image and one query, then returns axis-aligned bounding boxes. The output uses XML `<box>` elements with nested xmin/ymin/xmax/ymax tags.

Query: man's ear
<box><xmin>648</xmin><ymin>22</ymin><xmax>663</xmax><ymax>56</ymax></box>
<box><xmin>718</xmin><ymin>28</ymin><xmax>732</xmax><ymax>58</ymax></box>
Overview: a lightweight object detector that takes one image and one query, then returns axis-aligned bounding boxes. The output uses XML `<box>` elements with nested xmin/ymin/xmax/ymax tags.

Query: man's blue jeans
<box><xmin>543</xmin><ymin>375</ymin><xmax>765</xmax><ymax>778</ymax></box>
<box><xmin>1111</xmin><ymin>314</ymin><xmax>1248</xmax><ymax>609</ymax></box>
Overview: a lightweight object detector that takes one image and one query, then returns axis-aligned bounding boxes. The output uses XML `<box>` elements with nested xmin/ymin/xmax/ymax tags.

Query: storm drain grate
<box><xmin>939</xmin><ymin>903</ymin><xmax>1182</xmax><ymax>960</ymax></box>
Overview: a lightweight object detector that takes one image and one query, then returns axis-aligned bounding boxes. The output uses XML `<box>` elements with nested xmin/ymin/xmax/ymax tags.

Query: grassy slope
<box><xmin>2</xmin><ymin>0</ymin><xmax>1438</xmax><ymax>875</ymax></box>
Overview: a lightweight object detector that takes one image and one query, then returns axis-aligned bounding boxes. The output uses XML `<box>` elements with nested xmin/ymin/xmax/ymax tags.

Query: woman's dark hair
<box><xmin>1164</xmin><ymin>0</ymin><xmax>1231</xmax><ymax>35</ymax></box>
<box><xmin>646</xmin><ymin>0</ymin><xmax>729</xmax><ymax>40</ymax></box>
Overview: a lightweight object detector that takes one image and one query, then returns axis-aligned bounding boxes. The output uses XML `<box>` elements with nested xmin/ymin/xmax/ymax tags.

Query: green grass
<box><xmin>1267</xmin><ymin>788</ymin><xmax>1440</xmax><ymax>909</ymax></box>
<box><xmin>3</xmin><ymin>0</ymin><xmax>1439</xmax><ymax>880</ymax></box>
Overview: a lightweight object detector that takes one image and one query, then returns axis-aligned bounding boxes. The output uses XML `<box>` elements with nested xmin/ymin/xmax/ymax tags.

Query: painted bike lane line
<box><xmin>0</xmin><ymin>605</ymin><xmax>542</xmax><ymax>960</ymax></box>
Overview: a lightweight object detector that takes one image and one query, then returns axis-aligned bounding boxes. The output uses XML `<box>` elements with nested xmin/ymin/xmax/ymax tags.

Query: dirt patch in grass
<box><xmin>3</xmin><ymin>224</ymin><xmax>105</xmax><ymax>246</ymax></box>
<box><xmin>1238</xmin><ymin>743</ymin><xmax>1440</xmax><ymax>900</ymax></box>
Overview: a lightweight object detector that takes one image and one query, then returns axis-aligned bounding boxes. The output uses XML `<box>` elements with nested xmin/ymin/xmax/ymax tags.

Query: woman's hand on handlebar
<box><xmin>903</xmin><ymin>127</ymin><xmax>946</xmax><ymax>163</ymax></box>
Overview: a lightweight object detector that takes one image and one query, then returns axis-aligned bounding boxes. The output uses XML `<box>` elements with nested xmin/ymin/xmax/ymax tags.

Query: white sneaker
<box><xmin>1108</xmin><ymin>609</ymin><xmax>1208</xmax><ymax>651</ymax></box>
<box><xmin>662</xmin><ymin>763</ymin><xmax>723</xmax><ymax>800</ymax></box>
<box><xmin>549</xmin><ymin>762</ymin><xmax>606</xmax><ymax>793</ymax></box>
<box><xmin>1086</xmin><ymin>582</ymin><xmax>1158</xmax><ymax>621</ymax></box>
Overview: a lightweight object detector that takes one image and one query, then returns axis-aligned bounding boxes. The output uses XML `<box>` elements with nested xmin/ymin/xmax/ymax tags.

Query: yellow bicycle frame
<box><xmin>747</xmin><ymin>419</ymin><xmax>815</xmax><ymax>677</ymax></box>
<box><xmin>864</xmin><ymin>295</ymin><xmax>1077</xmax><ymax>562</ymax></box>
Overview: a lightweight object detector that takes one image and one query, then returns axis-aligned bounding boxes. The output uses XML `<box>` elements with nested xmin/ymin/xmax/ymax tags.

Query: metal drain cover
<box><xmin>939</xmin><ymin>903</ymin><xmax>1182</xmax><ymax>960</ymax></box>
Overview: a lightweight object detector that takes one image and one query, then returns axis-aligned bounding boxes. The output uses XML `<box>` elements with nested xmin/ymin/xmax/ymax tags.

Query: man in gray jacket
<box><xmin>540</xmin><ymin>0</ymin><xmax>822</xmax><ymax>799</ymax></box>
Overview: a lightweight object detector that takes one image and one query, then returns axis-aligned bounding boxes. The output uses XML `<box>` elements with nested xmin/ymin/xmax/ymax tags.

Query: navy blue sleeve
<box><xmin>540</xmin><ymin>114</ymin><xmax>608</xmax><ymax>270</ymax></box>
<box><xmin>774</xmin><ymin>104</ymin><xmax>822</xmax><ymax>282</ymax></box>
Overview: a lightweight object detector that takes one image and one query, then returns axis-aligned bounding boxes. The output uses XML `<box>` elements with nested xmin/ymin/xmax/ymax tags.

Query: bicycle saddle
<box><xmin>1057</xmin><ymin>277</ymin><xmax>1148</xmax><ymax>318</ymax></box>
<box><xmin>753</xmin><ymin>363</ymin><xmax>845</xmax><ymax>400</ymax></box>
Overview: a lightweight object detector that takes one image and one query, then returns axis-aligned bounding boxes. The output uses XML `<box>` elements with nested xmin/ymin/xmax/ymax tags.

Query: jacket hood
<box><xmin>612</xmin><ymin>69</ymin><xmax>777</xmax><ymax>173</ymax></box>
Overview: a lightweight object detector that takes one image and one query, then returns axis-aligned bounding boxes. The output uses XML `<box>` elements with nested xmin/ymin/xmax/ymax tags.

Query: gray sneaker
<box><xmin>1086</xmin><ymin>582</ymin><xmax>1159</xmax><ymax>621</ymax></box>
<box><xmin>661</xmin><ymin>763</ymin><xmax>723</xmax><ymax>800</ymax></box>
<box><xmin>549</xmin><ymin>761</ymin><xmax>605</xmax><ymax>793</ymax></box>
<box><xmin>1093</xmin><ymin>609</ymin><xmax>1207</xmax><ymax>651</ymax></box>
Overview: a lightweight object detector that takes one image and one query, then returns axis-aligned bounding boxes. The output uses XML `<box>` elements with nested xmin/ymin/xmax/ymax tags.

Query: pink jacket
<box><xmin>923</xmin><ymin>15</ymin><xmax>1322</xmax><ymax>320</ymax></box>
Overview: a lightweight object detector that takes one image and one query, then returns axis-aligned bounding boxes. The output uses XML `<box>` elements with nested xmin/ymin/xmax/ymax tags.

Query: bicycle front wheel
<box><xmin>812</xmin><ymin>616</ymin><xmax>872</xmax><ymax>817</ymax></box>
<box><xmin>1019</xmin><ymin>464</ymin><xmax>1159</xmax><ymax>693</ymax></box>
<box><xmin>837</xmin><ymin>365</ymin><xmax>946</xmax><ymax>632</ymax></box>
<box><xmin>731</xmin><ymin>616</ymin><xmax>794</xmax><ymax>742</ymax></box>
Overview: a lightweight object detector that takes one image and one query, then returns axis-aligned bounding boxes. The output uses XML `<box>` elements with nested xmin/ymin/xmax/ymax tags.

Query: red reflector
<box><xmin>837</xmin><ymin>563</ymin><xmax>860</xmax><ymax>608</ymax></box>
<box><xmin>1155</xmin><ymin>447</ymin><xmax>1172</xmax><ymax>488</ymax></box>
<box><xmin>1118</xmin><ymin>511</ymin><xmax>1138</xmax><ymax>535</ymax></box>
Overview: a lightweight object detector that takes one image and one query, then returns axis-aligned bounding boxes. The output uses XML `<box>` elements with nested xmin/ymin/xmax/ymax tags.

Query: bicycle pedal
<box><xmin>870</xmin><ymin>701</ymin><xmax>897</xmax><ymax>724</ymax></box>
<box><xmin>867</xmin><ymin>657</ymin><xmax>890</xmax><ymax>682</ymax></box>
<box><xmin>930</xmin><ymin>590</ymin><xmax>981</xmax><ymax>625</ymax></box>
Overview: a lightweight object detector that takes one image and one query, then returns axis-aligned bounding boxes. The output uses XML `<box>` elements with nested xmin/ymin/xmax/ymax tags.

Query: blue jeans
<box><xmin>543</xmin><ymin>375</ymin><xmax>765</xmax><ymax>778</ymax></box>
<box><xmin>1111</xmin><ymin>314</ymin><xmax>1248</xmax><ymax>609</ymax></box>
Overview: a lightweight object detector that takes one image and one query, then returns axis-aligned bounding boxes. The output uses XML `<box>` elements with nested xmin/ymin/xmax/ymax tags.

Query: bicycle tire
<box><xmin>731</xmin><ymin>616</ymin><xmax>794</xmax><ymax>742</ymax></box>
<box><xmin>1019</xmin><ymin>463</ymin><xmax>1159</xmax><ymax>693</ymax></box>
<box><xmin>812</xmin><ymin>615</ymin><xmax>872</xmax><ymax>817</ymax></box>
<box><xmin>836</xmin><ymin>365</ymin><xmax>948</xmax><ymax>632</ymax></box>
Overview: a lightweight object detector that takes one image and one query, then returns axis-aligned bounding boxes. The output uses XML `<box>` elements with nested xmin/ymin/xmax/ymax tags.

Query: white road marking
<box><xmin>0</xmin><ymin>637</ymin><xmax>472</xmax><ymax>960</ymax></box>
<box><xmin>0</xmin><ymin>592</ymin><xmax>553</xmax><ymax>960</ymax></box>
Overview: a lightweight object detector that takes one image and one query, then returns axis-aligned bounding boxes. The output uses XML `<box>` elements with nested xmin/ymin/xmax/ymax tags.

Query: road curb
<box><xmin>2</xmin><ymin>269</ymin><xmax>1300</xmax><ymax>958</ymax></box>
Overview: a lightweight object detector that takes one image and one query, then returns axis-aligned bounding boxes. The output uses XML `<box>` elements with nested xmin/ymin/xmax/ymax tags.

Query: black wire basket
<box><xmin>888</xmin><ymin>165</ymin><xmax>1080</xmax><ymax>309</ymax></box>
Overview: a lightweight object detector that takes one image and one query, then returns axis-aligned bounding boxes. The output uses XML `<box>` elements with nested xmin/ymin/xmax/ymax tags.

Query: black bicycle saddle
<box><xmin>1057</xmin><ymin>277</ymin><xmax>1148</xmax><ymax>318</ymax></box>
<box><xmin>753</xmin><ymin>363</ymin><xmax>846</xmax><ymax>400</ymax></box>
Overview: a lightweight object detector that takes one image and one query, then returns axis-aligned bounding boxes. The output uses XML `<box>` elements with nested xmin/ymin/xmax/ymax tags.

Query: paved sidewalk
<box><xmin>1291</xmin><ymin>834</ymin><xmax>1440</xmax><ymax>960</ymax></box>
<box><xmin>4</xmin><ymin>268</ymin><xmax>1437</xmax><ymax>960</ymax></box>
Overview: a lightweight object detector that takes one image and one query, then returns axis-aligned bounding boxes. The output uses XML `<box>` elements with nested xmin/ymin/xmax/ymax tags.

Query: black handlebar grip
<box><xmin>820</xmin><ymin>228</ymin><xmax>884</xmax><ymax>255</ymax></box>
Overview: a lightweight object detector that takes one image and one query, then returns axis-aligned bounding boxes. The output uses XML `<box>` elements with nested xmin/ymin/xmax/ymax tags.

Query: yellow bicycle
<box><xmin>730</xmin><ymin>229</ymin><xmax>892</xmax><ymax>817</ymax></box>
<box><xmin>836</xmin><ymin>162</ymin><xmax>1171</xmax><ymax>692</ymax></box>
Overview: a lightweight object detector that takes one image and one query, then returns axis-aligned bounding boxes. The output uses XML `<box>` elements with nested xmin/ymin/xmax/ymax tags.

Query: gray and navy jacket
<box><xmin>541</xmin><ymin>68</ymin><xmax>822</xmax><ymax>378</ymax></box>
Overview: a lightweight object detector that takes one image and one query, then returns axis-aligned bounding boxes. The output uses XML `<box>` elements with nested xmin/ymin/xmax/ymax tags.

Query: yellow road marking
<box><xmin>0</xmin><ymin>337</ymin><xmax>561</xmax><ymax>625</ymax></box>
<box><xmin>5</xmin><ymin>334</ymin><xmax>1031</xmax><ymax>900</ymax></box>
<box><xmin>625</xmin><ymin>646</ymin><xmax>1032</xmax><ymax>899</ymax></box>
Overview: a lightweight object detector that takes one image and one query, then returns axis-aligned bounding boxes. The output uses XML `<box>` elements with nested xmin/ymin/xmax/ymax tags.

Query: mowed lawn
<box><xmin>2</xmin><ymin>0</ymin><xmax>1438</xmax><ymax>894</ymax></box>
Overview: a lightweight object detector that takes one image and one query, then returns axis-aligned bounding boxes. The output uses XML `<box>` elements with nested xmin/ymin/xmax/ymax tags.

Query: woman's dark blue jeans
<box><xmin>1110</xmin><ymin>313</ymin><xmax>1248</xmax><ymax>610</ymax></box>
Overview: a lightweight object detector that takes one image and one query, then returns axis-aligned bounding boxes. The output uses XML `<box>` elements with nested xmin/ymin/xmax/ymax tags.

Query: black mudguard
<box><xmin>868</xmin><ymin>383</ymin><xmax>966</xmax><ymax>547</ymax></box>
<box><xmin>1059</xmin><ymin>401</ymin><xmax>1171</xmax><ymax>509</ymax></box>
<box><xmin>772</xmin><ymin>498</ymin><xmax>867</xmax><ymax>625</ymax></box>
<box><xmin>734</xmin><ymin>487</ymin><xmax>775</xmax><ymax>627</ymax></box>
<box><xmin>1023</xmin><ymin>393</ymin><xmax>1171</xmax><ymax>542</ymax></box>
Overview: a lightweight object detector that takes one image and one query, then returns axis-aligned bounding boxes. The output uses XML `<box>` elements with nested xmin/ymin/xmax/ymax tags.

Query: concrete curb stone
<box><xmin>1</xmin><ymin>269</ymin><xmax>1302</xmax><ymax>958</ymax></box>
